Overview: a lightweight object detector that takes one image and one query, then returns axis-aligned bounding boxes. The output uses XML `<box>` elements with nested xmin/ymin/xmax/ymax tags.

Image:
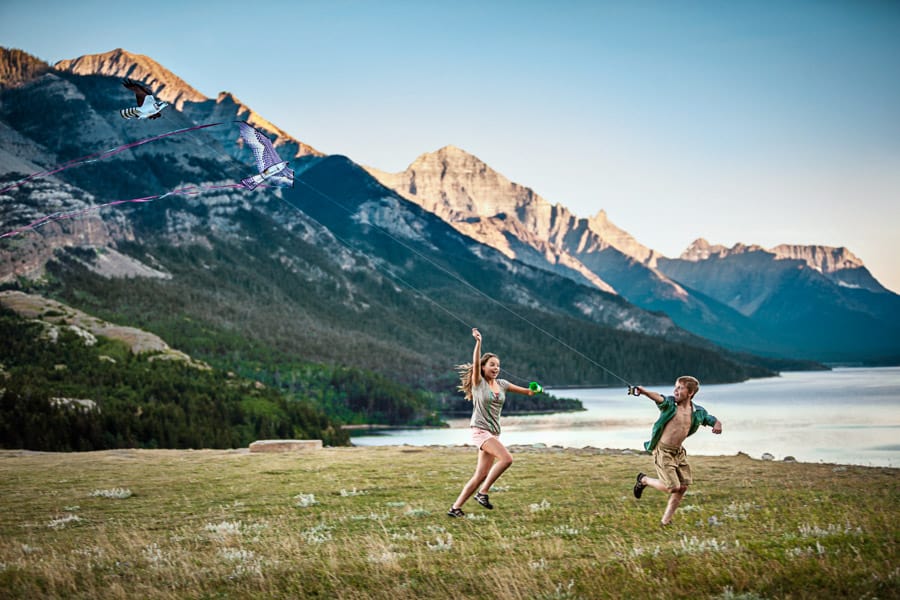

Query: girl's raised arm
<box><xmin>471</xmin><ymin>328</ymin><xmax>482</xmax><ymax>387</ymax></box>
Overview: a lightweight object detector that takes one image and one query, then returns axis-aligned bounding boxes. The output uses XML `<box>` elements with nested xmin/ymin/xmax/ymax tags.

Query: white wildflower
<box><xmin>677</xmin><ymin>536</ymin><xmax>729</xmax><ymax>555</ymax></box>
<box><xmin>301</xmin><ymin>524</ymin><xmax>332</xmax><ymax>544</ymax></box>
<box><xmin>220</xmin><ymin>548</ymin><xmax>256</xmax><ymax>562</ymax></box>
<box><xmin>723</xmin><ymin>501</ymin><xmax>752</xmax><ymax>520</ymax></box>
<box><xmin>798</xmin><ymin>522</ymin><xmax>862</xmax><ymax>538</ymax></box>
<box><xmin>552</xmin><ymin>525</ymin><xmax>582</xmax><ymax>537</ymax></box>
<box><xmin>48</xmin><ymin>514</ymin><xmax>81</xmax><ymax>529</ymax></box>
<box><xmin>205</xmin><ymin>520</ymin><xmax>242</xmax><ymax>539</ymax></box>
<box><xmin>340</xmin><ymin>488</ymin><xmax>367</xmax><ymax>497</ymax></box>
<box><xmin>143</xmin><ymin>543</ymin><xmax>164</xmax><ymax>566</ymax></box>
<box><xmin>221</xmin><ymin>548</ymin><xmax>263</xmax><ymax>578</ymax></box>
<box><xmin>350</xmin><ymin>512</ymin><xmax>388</xmax><ymax>521</ymax></box>
<box><xmin>530</xmin><ymin>557</ymin><xmax>548</xmax><ymax>570</ymax></box>
<box><xmin>368</xmin><ymin>550</ymin><xmax>405</xmax><ymax>564</ymax></box>
<box><xmin>530</xmin><ymin>499</ymin><xmax>551</xmax><ymax>512</ymax></box>
<box><xmin>294</xmin><ymin>493</ymin><xmax>318</xmax><ymax>508</ymax></box>
<box><xmin>390</xmin><ymin>530</ymin><xmax>418</xmax><ymax>542</ymax></box>
<box><xmin>426</xmin><ymin>533</ymin><xmax>453</xmax><ymax>551</ymax></box>
<box><xmin>89</xmin><ymin>488</ymin><xmax>132</xmax><ymax>499</ymax></box>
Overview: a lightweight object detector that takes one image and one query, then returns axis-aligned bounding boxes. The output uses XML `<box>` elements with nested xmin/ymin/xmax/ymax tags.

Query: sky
<box><xmin>2</xmin><ymin>0</ymin><xmax>899</xmax><ymax>292</ymax></box>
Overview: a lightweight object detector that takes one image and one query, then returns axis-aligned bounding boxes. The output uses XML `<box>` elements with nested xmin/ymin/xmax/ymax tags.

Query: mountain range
<box><xmin>366</xmin><ymin>143</ymin><xmax>900</xmax><ymax>363</ymax></box>
<box><xmin>1</xmin><ymin>46</ymin><xmax>897</xmax><ymax>404</ymax></box>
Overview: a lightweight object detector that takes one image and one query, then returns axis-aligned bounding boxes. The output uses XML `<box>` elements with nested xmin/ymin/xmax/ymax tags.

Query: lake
<box><xmin>352</xmin><ymin>367</ymin><xmax>900</xmax><ymax>467</ymax></box>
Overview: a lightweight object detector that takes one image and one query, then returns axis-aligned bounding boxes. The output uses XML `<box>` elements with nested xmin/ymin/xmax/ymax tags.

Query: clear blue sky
<box><xmin>3</xmin><ymin>0</ymin><xmax>899</xmax><ymax>291</ymax></box>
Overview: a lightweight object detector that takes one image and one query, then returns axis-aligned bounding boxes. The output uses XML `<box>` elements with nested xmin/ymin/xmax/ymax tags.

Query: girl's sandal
<box><xmin>447</xmin><ymin>507</ymin><xmax>465</xmax><ymax>518</ymax></box>
<box><xmin>474</xmin><ymin>492</ymin><xmax>493</xmax><ymax>509</ymax></box>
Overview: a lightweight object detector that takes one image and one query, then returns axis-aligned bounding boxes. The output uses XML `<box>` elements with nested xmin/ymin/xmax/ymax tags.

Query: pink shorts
<box><xmin>471</xmin><ymin>427</ymin><xmax>499</xmax><ymax>449</ymax></box>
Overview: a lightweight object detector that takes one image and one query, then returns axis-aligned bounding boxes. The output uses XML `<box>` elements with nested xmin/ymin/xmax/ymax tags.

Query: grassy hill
<box><xmin>0</xmin><ymin>446</ymin><xmax>896</xmax><ymax>599</ymax></box>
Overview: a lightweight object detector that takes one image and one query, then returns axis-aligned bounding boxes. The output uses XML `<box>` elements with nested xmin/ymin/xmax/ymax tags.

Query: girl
<box><xmin>448</xmin><ymin>327</ymin><xmax>538</xmax><ymax>517</ymax></box>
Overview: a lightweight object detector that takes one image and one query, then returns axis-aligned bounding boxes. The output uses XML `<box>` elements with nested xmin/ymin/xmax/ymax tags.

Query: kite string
<box><xmin>289</xmin><ymin>176</ymin><xmax>634</xmax><ymax>388</ymax></box>
<box><xmin>0</xmin><ymin>183</ymin><xmax>245</xmax><ymax>239</ymax></box>
<box><xmin>0</xmin><ymin>122</ymin><xmax>227</xmax><ymax>195</ymax></box>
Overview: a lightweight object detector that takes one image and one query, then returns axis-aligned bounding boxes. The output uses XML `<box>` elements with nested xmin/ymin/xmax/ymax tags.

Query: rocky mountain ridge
<box><xmin>369</xmin><ymin>147</ymin><xmax>899</xmax><ymax>363</ymax></box>
<box><xmin>679</xmin><ymin>237</ymin><xmax>882</xmax><ymax>288</ymax></box>
<box><xmin>2</xmin><ymin>45</ymin><xmax>897</xmax><ymax>364</ymax></box>
<box><xmin>0</xmin><ymin>46</ymin><xmax>781</xmax><ymax>390</ymax></box>
<box><xmin>52</xmin><ymin>48</ymin><xmax>322</xmax><ymax>160</ymax></box>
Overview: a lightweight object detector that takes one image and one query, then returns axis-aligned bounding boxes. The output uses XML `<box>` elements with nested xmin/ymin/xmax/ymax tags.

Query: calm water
<box><xmin>352</xmin><ymin>367</ymin><xmax>900</xmax><ymax>467</ymax></box>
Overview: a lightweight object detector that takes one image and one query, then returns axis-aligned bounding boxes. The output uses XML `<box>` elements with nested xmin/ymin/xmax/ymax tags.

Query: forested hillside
<box><xmin>1</xmin><ymin>306</ymin><xmax>448</xmax><ymax>450</ymax></box>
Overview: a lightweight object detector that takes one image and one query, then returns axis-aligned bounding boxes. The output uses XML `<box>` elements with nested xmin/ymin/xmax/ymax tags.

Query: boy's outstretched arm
<box><xmin>633</xmin><ymin>385</ymin><xmax>665</xmax><ymax>404</ymax></box>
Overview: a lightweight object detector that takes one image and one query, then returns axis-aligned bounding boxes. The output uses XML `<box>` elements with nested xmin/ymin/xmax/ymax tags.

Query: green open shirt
<box><xmin>644</xmin><ymin>395</ymin><xmax>718</xmax><ymax>452</ymax></box>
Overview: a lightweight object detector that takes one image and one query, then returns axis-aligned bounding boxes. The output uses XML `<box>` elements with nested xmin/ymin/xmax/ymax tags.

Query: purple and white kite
<box><xmin>120</xmin><ymin>78</ymin><xmax>168</xmax><ymax>120</ymax></box>
<box><xmin>237</xmin><ymin>121</ymin><xmax>294</xmax><ymax>190</ymax></box>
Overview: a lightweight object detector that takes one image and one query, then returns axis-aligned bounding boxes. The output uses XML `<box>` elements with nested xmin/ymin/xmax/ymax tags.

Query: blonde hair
<box><xmin>677</xmin><ymin>375</ymin><xmax>700</xmax><ymax>398</ymax></box>
<box><xmin>456</xmin><ymin>352</ymin><xmax>499</xmax><ymax>401</ymax></box>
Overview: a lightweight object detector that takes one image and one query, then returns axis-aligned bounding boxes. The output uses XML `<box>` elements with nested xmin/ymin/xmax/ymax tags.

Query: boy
<box><xmin>632</xmin><ymin>376</ymin><xmax>723</xmax><ymax>525</ymax></box>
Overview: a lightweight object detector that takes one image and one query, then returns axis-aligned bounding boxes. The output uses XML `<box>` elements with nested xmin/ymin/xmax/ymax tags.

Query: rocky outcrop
<box><xmin>0</xmin><ymin>290</ymin><xmax>208</xmax><ymax>367</ymax></box>
<box><xmin>181</xmin><ymin>92</ymin><xmax>323</xmax><ymax>161</ymax></box>
<box><xmin>770</xmin><ymin>244</ymin><xmax>886</xmax><ymax>293</ymax></box>
<box><xmin>0</xmin><ymin>47</ymin><xmax>51</xmax><ymax>87</ymax></box>
<box><xmin>365</xmin><ymin>146</ymin><xmax>677</xmax><ymax>294</ymax></box>
<box><xmin>54</xmin><ymin>48</ymin><xmax>207</xmax><ymax>108</ymax></box>
<box><xmin>674</xmin><ymin>239</ymin><xmax>888</xmax><ymax>299</ymax></box>
<box><xmin>53</xmin><ymin>48</ymin><xmax>323</xmax><ymax>161</ymax></box>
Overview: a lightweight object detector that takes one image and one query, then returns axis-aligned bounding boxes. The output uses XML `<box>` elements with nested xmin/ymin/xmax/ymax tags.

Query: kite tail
<box><xmin>0</xmin><ymin>183</ymin><xmax>245</xmax><ymax>240</ymax></box>
<box><xmin>0</xmin><ymin>122</ymin><xmax>226</xmax><ymax>195</ymax></box>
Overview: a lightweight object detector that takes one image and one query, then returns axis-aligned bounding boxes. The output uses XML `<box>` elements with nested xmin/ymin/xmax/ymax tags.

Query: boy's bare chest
<box><xmin>667</xmin><ymin>406</ymin><xmax>693</xmax><ymax>432</ymax></box>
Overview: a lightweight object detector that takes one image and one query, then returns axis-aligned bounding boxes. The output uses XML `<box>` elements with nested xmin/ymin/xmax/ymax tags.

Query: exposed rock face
<box><xmin>181</xmin><ymin>91</ymin><xmax>323</xmax><ymax>161</ymax></box>
<box><xmin>0</xmin><ymin>179</ymin><xmax>134</xmax><ymax>282</ymax></box>
<box><xmin>769</xmin><ymin>244</ymin><xmax>886</xmax><ymax>293</ymax></box>
<box><xmin>54</xmin><ymin>48</ymin><xmax>207</xmax><ymax>109</ymax></box>
<box><xmin>0</xmin><ymin>47</ymin><xmax>51</xmax><ymax>87</ymax></box>
<box><xmin>366</xmin><ymin>145</ymin><xmax>678</xmax><ymax>295</ymax></box>
<box><xmin>0</xmin><ymin>290</ymin><xmax>207</xmax><ymax>367</ymax></box>
<box><xmin>657</xmin><ymin>239</ymin><xmax>900</xmax><ymax>361</ymax></box>
<box><xmin>671</xmin><ymin>239</ymin><xmax>888</xmax><ymax>311</ymax></box>
<box><xmin>53</xmin><ymin>48</ymin><xmax>323</xmax><ymax>161</ymax></box>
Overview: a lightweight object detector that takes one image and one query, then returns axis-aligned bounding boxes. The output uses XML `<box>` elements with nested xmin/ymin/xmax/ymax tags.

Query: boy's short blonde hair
<box><xmin>677</xmin><ymin>375</ymin><xmax>700</xmax><ymax>397</ymax></box>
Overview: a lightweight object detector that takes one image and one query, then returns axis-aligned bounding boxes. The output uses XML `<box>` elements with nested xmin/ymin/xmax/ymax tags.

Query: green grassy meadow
<box><xmin>0</xmin><ymin>445</ymin><xmax>896</xmax><ymax>599</ymax></box>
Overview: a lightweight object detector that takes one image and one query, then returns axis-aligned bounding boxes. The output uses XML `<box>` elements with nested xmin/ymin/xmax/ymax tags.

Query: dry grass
<box><xmin>0</xmin><ymin>446</ymin><xmax>897</xmax><ymax>599</ymax></box>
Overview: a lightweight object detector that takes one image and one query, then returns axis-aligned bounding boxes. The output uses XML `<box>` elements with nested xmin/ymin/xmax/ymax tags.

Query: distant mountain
<box><xmin>658</xmin><ymin>240</ymin><xmax>900</xmax><ymax>362</ymax></box>
<box><xmin>54</xmin><ymin>48</ymin><xmax>322</xmax><ymax>161</ymax></box>
<box><xmin>0</xmin><ymin>46</ymin><xmax>779</xmax><ymax>395</ymax></box>
<box><xmin>0</xmin><ymin>47</ymin><xmax>51</xmax><ymax>87</ymax></box>
<box><xmin>368</xmin><ymin>148</ymin><xmax>900</xmax><ymax>363</ymax></box>
<box><xmin>54</xmin><ymin>48</ymin><xmax>207</xmax><ymax>108</ymax></box>
<box><xmin>367</xmin><ymin>147</ymin><xmax>770</xmax><ymax>355</ymax></box>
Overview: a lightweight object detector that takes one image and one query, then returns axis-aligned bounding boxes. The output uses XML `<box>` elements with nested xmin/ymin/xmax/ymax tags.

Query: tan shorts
<box><xmin>471</xmin><ymin>427</ymin><xmax>499</xmax><ymax>449</ymax></box>
<box><xmin>653</xmin><ymin>442</ymin><xmax>692</xmax><ymax>490</ymax></box>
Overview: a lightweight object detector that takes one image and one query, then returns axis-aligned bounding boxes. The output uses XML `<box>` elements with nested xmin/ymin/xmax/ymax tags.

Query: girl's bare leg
<box><xmin>452</xmin><ymin>447</ymin><xmax>495</xmax><ymax>509</ymax></box>
<box><xmin>477</xmin><ymin>437</ymin><xmax>513</xmax><ymax>494</ymax></box>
